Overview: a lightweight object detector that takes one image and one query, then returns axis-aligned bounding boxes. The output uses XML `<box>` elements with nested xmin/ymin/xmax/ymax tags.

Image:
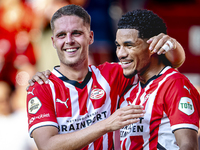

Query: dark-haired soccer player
<box><xmin>116</xmin><ymin>9</ymin><xmax>200</xmax><ymax>150</ymax></box>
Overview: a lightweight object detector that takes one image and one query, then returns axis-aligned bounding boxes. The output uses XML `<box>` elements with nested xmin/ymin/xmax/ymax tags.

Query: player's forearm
<box><xmin>165</xmin><ymin>41</ymin><xmax>185</xmax><ymax>68</ymax></box>
<box><xmin>37</xmin><ymin>121</ymin><xmax>108</xmax><ymax>150</ymax></box>
<box><xmin>34</xmin><ymin>105</ymin><xmax>144</xmax><ymax>150</ymax></box>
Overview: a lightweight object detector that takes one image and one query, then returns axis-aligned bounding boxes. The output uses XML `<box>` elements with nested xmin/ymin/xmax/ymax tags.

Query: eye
<box><xmin>117</xmin><ymin>45</ymin><xmax>121</xmax><ymax>49</ymax></box>
<box><xmin>57</xmin><ymin>33</ymin><xmax>66</xmax><ymax>38</ymax></box>
<box><xmin>72</xmin><ymin>31</ymin><xmax>82</xmax><ymax>36</ymax></box>
<box><xmin>125</xmin><ymin>43</ymin><xmax>132</xmax><ymax>47</ymax></box>
<box><xmin>125</xmin><ymin>43</ymin><xmax>134</xmax><ymax>49</ymax></box>
<box><xmin>115</xmin><ymin>42</ymin><xmax>120</xmax><ymax>48</ymax></box>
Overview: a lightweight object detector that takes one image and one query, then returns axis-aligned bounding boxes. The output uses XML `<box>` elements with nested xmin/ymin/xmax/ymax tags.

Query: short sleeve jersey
<box><xmin>27</xmin><ymin>62</ymin><xmax>136</xmax><ymax>150</ymax></box>
<box><xmin>118</xmin><ymin>66</ymin><xmax>200</xmax><ymax>150</ymax></box>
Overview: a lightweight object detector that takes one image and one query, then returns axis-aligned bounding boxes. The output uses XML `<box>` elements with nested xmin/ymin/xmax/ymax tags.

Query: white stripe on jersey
<box><xmin>88</xmin><ymin>142</ymin><xmax>94</xmax><ymax>150</ymax></box>
<box><xmin>158</xmin><ymin>112</ymin><xmax>179</xmax><ymax>150</ymax></box>
<box><xmin>103</xmin><ymin>133</ymin><xmax>108</xmax><ymax>150</ymax></box>
<box><xmin>87</xmin><ymin>78</ymin><xmax>94</xmax><ymax>112</ymax></box>
<box><xmin>49</xmin><ymin>80</ymin><xmax>57</xmax><ymax>115</ymax></box>
<box><xmin>29</xmin><ymin>121</ymin><xmax>58</xmax><ymax>136</ymax></box>
<box><xmin>171</xmin><ymin>123</ymin><xmax>199</xmax><ymax>132</ymax></box>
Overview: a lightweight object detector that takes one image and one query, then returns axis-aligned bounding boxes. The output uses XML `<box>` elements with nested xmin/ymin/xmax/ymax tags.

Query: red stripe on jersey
<box><xmin>94</xmin><ymin>136</ymin><xmax>103</xmax><ymax>150</ymax></box>
<box><xmin>122</xmin><ymin>138</ymin><xmax>127</xmax><ymax>150</ymax></box>
<box><xmin>130</xmin><ymin>136</ymin><xmax>144</xmax><ymax>150</ymax></box>
<box><xmin>82</xmin><ymin>145</ymin><xmax>89</xmax><ymax>150</ymax></box>
<box><xmin>53</xmin><ymin>76</ymin><xmax>72</xmax><ymax>117</ymax></box>
<box><xmin>108</xmin><ymin>132</ymin><xmax>114</xmax><ymax>150</ymax></box>
<box><xmin>149</xmin><ymin>116</ymin><xmax>160</xmax><ymax>149</ymax></box>
<box><xmin>76</xmin><ymin>87</ymin><xmax>88</xmax><ymax>115</ymax></box>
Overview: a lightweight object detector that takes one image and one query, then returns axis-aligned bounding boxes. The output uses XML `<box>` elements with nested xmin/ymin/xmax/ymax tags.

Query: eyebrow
<box><xmin>73</xmin><ymin>29</ymin><xmax>83</xmax><ymax>32</ymax></box>
<box><xmin>55</xmin><ymin>31</ymin><xmax>65</xmax><ymax>36</ymax></box>
<box><xmin>124</xmin><ymin>41</ymin><xmax>135</xmax><ymax>44</ymax></box>
<box><xmin>115</xmin><ymin>41</ymin><xmax>136</xmax><ymax>45</ymax></box>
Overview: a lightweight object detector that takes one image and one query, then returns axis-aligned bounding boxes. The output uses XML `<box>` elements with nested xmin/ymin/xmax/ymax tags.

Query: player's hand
<box><xmin>26</xmin><ymin>70</ymin><xmax>51</xmax><ymax>91</ymax></box>
<box><xmin>104</xmin><ymin>105</ymin><xmax>145</xmax><ymax>132</ymax></box>
<box><xmin>147</xmin><ymin>33</ymin><xmax>177</xmax><ymax>55</ymax></box>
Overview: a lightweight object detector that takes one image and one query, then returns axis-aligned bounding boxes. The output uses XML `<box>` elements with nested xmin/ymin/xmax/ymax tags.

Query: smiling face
<box><xmin>51</xmin><ymin>15</ymin><xmax>94</xmax><ymax>68</ymax></box>
<box><xmin>116</xmin><ymin>29</ymin><xmax>150</xmax><ymax>78</ymax></box>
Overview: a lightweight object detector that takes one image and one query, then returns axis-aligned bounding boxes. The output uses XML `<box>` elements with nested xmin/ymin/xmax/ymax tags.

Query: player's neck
<box><xmin>139</xmin><ymin>62</ymin><xmax>166</xmax><ymax>85</ymax></box>
<box><xmin>59</xmin><ymin>61</ymin><xmax>89</xmax><ymax>82</ymax></box>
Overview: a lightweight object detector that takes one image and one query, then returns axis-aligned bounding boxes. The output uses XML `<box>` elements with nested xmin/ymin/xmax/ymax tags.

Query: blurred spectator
<box><xmin>0</xmin><ymin>81</ymin><xmax>37</xmax><ymax>150</ymax></box>
<box><xmin>0</xmin><ymin>26</ymin><xmax>17</xmax><ymax>88</ymax></box>
<box><xmin>84</xmin><ymin>0</ymin><xmax>117</xmax><ymax>65</ymax></box>
<box><xmin>0</xmin><ymin>0</ymin><xmax>38</xmax><ymax>109</ymax></box>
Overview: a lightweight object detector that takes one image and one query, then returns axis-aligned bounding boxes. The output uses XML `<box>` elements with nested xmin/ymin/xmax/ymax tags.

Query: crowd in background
<box><xmin>0</xmin><ymin>0</ymin><xmax>199</xmax><ymax>149</ymax></box>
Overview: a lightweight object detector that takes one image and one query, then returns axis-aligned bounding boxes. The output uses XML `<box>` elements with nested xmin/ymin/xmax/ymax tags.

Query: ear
<box><xmin>51</xmin><ymin>36</ymin><xmax>56</xmax><ymax>48</ymax></box>
<box><xmin>89</xmin><ymin>31</ymin><xmax>94</xmax><ymax>45</ymax></box>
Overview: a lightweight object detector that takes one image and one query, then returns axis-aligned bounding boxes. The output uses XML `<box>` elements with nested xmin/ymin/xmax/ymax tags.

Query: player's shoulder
<box><xmin>27</xmin><ymin>82</ymin><xmax>50</xmax><ymax>98</ymax></box>
<box><xmin>164</xmin><ymin>68</ymin><xmax>189</xmax><ymax>81</ymax></box>
<box><xmin>163</xmin><ymin>68</ymin><xmax>198</xmax><ymax>92</ymax></box>
<box><xmin>90</xmin><ymin>61</ymin><xmax>122</xmax><ymax>71</ymax></box>
<box><xmin>27</xmin><ymin>73</ymin><xmax>58</xmax><ymax>95</ymax></box>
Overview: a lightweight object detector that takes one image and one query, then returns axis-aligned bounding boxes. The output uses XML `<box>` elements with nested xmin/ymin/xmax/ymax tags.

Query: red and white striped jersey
<box><xmin>27</xmin><ymin>62</ymin><xmax>135</xmax><ymax>150</ymax></box>
<box><xmin>119</xmin><ymin>66</ymin><xmax>200</xmax><ymax>150</ymax></box>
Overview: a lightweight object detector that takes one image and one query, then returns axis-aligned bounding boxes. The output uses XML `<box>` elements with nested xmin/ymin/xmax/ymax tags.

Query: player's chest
<box><xmin>53</xmin><ymin>79</ymin><xmax>113</xmax><ymax>118</ymax></box>
<box><xmin>53</xmin><ymin>82</ymin><xmax>112</xmax><ymax>134</ymax></box>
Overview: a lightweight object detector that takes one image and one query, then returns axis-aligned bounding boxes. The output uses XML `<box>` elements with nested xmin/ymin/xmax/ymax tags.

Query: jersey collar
<box><xmin>52</xmin><ymin>66</ymin><xmax>92</xmax><ymax>89</ymax></box>
<box><xmin>140</xmin><ymin>66</ymin><xmax>171</xmax><ymax>88</ymax></box>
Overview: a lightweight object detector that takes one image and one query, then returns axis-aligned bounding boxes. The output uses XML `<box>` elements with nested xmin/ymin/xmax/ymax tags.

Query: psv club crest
<box><xmin>90</xmin><ymin>88</ymin><xmax>105</xmax><ymax>100</ymax></box>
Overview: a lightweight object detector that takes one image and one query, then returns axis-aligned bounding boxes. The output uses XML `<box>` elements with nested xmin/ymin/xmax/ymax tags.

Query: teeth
<box><xmin>66</xmin><ymin>48</ymin><xmax>77</xmax><ymax>52</ymax></box>
<box><xmin>121</xmin><ymin>62</ymin><xmax>129</xmax><ymax>64</ymax></box>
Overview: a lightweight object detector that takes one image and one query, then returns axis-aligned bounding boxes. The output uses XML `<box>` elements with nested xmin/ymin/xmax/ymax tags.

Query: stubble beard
<box><xmin>63</xmin><ymin>56</ymin><xmax>86</xmax><ymax>68</ymax></box>
<box><xmin>123</xmin><ymin>70</ymin><xmax>138</xmax><ymax>79</ymax></box>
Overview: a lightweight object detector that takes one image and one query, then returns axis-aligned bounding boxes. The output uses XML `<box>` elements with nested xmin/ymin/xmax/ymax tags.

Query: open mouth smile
<box><xmin>64</xmin><ymin>47</ymin><xmax>79</xmax><ymax>53</ymax></box>
<box><xmin>120</xmin><ymin>60</ymin><xmax>133</xmax><ymax>69</ymax></box>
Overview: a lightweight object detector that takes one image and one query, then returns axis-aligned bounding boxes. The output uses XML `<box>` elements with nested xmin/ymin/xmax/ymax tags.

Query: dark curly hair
<box><xmin>117</xmin><ymin>9</ymin><xmax>167</xmax><ymax>39</ymax></box>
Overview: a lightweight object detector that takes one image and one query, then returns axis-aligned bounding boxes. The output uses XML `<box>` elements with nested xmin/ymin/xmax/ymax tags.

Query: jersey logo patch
<box><xmin>90</xmin><ymin>88</ymin><xmax>105</xmax><ymax>100</ymax></box>
<box><xmin>56</xmin><ymin>98</ymin><xmax>69</xmax><ymax>108</ymax></box>
<box><xmin>178</xmin><ymin>97</ymin><xmax>194</xmax><ymax>115</ymax></box>
<box><xmin>28</xmin><ymin>97</ymin><xmax>42</xmax><ymax>114</ymax></box>
<box><xmin>183</xmin><ymin>85</ymin><xmax>191</xmax><ymax>94</ymax></box>
<box><xmin>27</xmin><ymin>88</ymin><xmax>35</xmax><ymax>96</ymax></box>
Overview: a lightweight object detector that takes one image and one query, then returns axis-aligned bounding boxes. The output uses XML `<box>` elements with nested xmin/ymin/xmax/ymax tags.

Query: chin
<box><xmin>123</xmin><ymin>70</ymin><xmax>137</xmax><ymax>79</ymax></box>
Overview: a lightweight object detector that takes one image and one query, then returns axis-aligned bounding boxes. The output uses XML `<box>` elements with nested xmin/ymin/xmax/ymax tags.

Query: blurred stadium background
<box><xmin>0</xmin><ymin>0</ymin><xmax>199</xmax><ymax>149</ymax></box>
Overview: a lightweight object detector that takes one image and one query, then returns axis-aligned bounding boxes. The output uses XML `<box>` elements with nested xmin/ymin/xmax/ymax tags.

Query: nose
<box><xmin>66</xmin><ymin>34</ymin><xmax>74</xmax><ymax>45</ymax></box>
<box><xmin>116</xmin><ymin>46</ymin><xmax>128</xmax><ymax>60</ymax></box>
